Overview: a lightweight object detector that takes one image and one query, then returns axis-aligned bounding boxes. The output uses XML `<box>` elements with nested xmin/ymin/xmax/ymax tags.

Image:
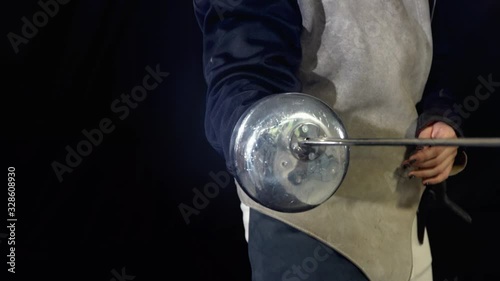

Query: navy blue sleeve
<box><xmin>416</xmin><ymin>56</ymin><xmax>464</xmax><ymax>137</ymax></box>
<box><xmin>417</xmin><ymin>67</ymin><xmax>464</xmax><ymax>137</ymax></box>
<box><xmin>417</xmin><ymin>1</ymin><xmax>463</xmax><ymax>137</ymax></box>
<box><xmin>193</xmin><ymin>0</ymin><xmax>303</xmax><ymax>174</ymax></box>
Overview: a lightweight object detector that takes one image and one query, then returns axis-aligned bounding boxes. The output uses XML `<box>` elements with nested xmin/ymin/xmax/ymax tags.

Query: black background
<box><xmin>2</xmin><ymin>1</ymin><xmax>499</xmax><ymax>281</ymax></box>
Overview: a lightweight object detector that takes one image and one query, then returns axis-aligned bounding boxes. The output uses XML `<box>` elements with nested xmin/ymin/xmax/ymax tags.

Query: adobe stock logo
<box><xmin>281</xmin><ymin>244</ymin><xmax>334</xmax><ymax>281</ymax></box>
<box><xmin>51</xmin><ymin>64</ymin><xmax>169</xmax><ymax>183</ymax></box>
<box><xmin>178</xmin><ymin>170</ymin><xmax>230</xmax><ymax>224</ymax></box>
<box><xmin>7</xmin><ymin>0</ymin><xmax>72</xmax><ymax>54</ymax></box>
<box><xmin>110</xmin><ymin>267</ymin><xmax>135</xmax><ymax>281</ymax></box>
<box><xmin>443</xmin><ymin>74</ymin><xmax>499</xmax><ymax>127</ymax></box>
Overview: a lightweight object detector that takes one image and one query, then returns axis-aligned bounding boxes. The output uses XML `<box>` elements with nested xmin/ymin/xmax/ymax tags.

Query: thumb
<box><xmin>418</xmin><ymin>126</ymin><xmax>433</xmax><ymax>139</ymax></box>
<box><xmin>431</xmin><ymin>122</ymin><xmax>456</xmax><ymax>139</ymax></box>
<box><xmin>431</xmin><ymin>125</ymin><xmax>442</xmax><ymax>139</ymax></box>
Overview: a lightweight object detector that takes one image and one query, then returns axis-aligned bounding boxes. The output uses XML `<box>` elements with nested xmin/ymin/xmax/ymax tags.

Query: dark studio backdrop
<box><xmin>1</xmin><ymin>1</ymin><xmax>499</xmax><ymax>281</ymax></box>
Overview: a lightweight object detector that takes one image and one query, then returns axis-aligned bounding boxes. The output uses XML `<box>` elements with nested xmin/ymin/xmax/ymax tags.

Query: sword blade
<box><xmin>300</xmin><ymin>138</ymin><xmax>500</xmax><ymax>147</ymax></box>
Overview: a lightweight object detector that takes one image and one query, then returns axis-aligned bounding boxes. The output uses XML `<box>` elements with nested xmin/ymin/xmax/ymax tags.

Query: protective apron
<box><xmin>236</xmin><ymin>1</ymin><xmax>434</xmax><ymax>280</ymax></box>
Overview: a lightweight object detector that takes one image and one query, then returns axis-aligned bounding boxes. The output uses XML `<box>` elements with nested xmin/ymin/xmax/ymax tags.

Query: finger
<box><xmin>411</xmin><ymin>156</ymin><xmax>440</xmax><ymax>169</ymax></box>
<box><xmin>431</xmin><ymin>122</ymin><xmax>458</xmax><ymax>139</ymax></box>
<box><xmin>409</xmin><ymin>154</ymin><xmax>455</xmax><ymax>180</ymax></box>
<box><xmin>408</xmin><ymin>147</ymin><xmax>440</xmax><ymax>165</ymax></box>
<box><xmin>422</xmin><ymin>164</ymin><xmax>453</xmax><ymax>185</ymax></box>
<box><xmin>411</xmin><ymin>147</ymin><xmax>457</xmax><ymax>169</ymax></box>
<box><xmin>408</xmin><ymin>154</ymin><xmax>455</xmax><ymax>179</ymax></box>
<box><xmin>418</xmin><ymin>126</ymin><xmax>433</xmax><ymax>139</ymax></box>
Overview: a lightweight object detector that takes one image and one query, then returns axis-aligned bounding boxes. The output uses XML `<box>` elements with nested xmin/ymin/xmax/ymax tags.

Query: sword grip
<box><xmin>430</xmin><ymin>182</ymin><xmax>472</xmax><ymax>224</ymax></box>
